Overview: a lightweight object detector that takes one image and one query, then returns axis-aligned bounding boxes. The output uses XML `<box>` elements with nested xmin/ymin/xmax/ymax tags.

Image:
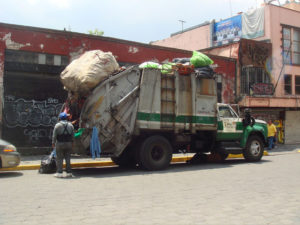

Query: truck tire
<box><xmin>243</xmin><ymin>135</ymin><xmax>264</xmax><ymax>162</ymax></box>
<box><xmin>111</xmin><ymin>147</ymin><xmax>137</xmax><ymax>168</ymax></box>
<box><xmin>139</xmin><ymin>135</ymin><xmax>173</xmax><ymax>170</ymax></box>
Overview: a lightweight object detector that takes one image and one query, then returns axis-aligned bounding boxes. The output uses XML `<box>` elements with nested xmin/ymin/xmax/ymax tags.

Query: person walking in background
<box><xmin>52</xmin><ymin>112</ymin><xmax>74</xmax><ymax>178</ymax></box>
<box><xmin>267</xmin><ymin>119</ymin><xmax>277</xmax><ymax>150</ymax></box>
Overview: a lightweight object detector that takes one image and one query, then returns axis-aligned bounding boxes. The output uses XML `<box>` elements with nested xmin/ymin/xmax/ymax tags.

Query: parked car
<box><xmin>0</xmin><ymin>139</ymin><xmax>20</xmax><ymax>168</ymax></box>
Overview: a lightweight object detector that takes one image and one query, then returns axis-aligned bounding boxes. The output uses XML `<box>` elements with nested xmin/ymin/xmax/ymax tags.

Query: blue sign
<box><xmin>213</xmin><ymin>15</ymin><xmax>242</xmax><ymax>46</ymax></box>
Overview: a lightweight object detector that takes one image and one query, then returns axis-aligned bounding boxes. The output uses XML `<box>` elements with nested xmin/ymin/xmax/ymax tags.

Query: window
<box><xmin>295</xmin><ymin>76</ymin><xmax>300</xmax><ymax>95</ymax></box>
<box><xmin>283</xmin><ymin>27</ymin><xmax>291</xmax><ymax>64</ymax></box>
<box><xmin>5</xmin><ymin>50</ymin><xmax>69</xmax><ymax>66</ymax></box>
<box><xmin>218</xmin><ymin>106</ymin><xmax>237</xmax><ymax>118</ymax></box>
<box><xmin>284</xmin><ymin>74</ymin><xmax>292</xmax><ymax>95</ymax></box>
<box><xmin>282</xmin><ymin>26</ymin><xmax>300</xmax><ymax>65</ymax></box>
<box><xmin>241</xmin><ymin>67</ymin><xmax>271</xmax><ymax>95</ymax></box>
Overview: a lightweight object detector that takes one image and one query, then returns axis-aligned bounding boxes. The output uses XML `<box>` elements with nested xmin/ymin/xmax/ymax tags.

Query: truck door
<box><xmin>217</xmin><ymin>105</ymin><xmax>243</xmax><ymax>141</ymax></box>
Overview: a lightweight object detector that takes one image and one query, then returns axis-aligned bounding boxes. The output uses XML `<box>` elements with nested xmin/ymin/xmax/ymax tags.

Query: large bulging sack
<box><xmin>60</xmin><ymin>50</ymin><xmax>119</xmax><ymax>93</ymax></box>
<box><xmin>190</xmin><ymin>51</ymin><xmax>213</xmax><ymax>68</ymax></box>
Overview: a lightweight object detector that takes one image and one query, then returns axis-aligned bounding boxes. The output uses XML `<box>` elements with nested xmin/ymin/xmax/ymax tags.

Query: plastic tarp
<box><xmin>242</xmin><ymin>7</ymin><xmax>264</xmax><ymax>39</ymax></box>
<box><xmin>60</xmin><ymin>50</ymin><xmax>119</xmax><ymax>94</ymax></box>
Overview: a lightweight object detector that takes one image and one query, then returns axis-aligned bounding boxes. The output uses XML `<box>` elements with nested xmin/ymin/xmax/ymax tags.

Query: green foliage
<box><xmin>88</xmin><ymin>29</ymin><xmax>104</xmax><ymax>36</ymax></box>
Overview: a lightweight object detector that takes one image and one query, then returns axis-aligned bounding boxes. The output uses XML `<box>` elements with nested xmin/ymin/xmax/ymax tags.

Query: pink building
<box><xmin>152</xmin><ymin>1</ymin><xmax>300</xmax><ymax>144</ymax></box>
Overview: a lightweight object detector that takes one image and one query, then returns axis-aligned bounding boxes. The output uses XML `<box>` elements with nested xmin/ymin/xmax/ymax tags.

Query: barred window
<box><xmin>241</xmin><ymin>67</ymin><xmax>271</xmax><ymax>95</ymax></box>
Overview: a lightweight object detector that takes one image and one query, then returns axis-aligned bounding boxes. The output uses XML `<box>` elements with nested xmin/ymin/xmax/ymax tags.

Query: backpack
<box><xmin>57</xmin><ymin>122</ymin><xmax>73</xmax><ymax>142</ymax></box>
<box><xmin>38</xmin><ymin>151</ymin><xmax>56</xmax><ymax>174</ymax></box>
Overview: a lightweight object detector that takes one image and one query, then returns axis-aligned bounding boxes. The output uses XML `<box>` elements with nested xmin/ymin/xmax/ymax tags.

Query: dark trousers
<box><xmin>267</xmin><ymin>136</ymin><xmax>275</xmax><ymax>150</ymax></box>
<box><xmin>56</xmin><ymin>142</ymin><xmax>72</xmax><ymax>173</ymax></box>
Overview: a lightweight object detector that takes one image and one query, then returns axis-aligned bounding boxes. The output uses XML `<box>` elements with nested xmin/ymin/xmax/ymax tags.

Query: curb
<box><xmin>0</xmin><ymin>151</ymin><xmax>269</xmax><ymax>171</ymax></box>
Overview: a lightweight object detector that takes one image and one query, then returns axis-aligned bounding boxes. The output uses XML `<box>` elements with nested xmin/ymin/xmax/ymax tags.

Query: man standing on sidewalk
<box><xmin>52</xmin><ymin>112</ymin><xmax>74</xmax><ymax>178</ymax></box>
<box><xmin>267</xmin><ymin>119</ymin><xmax>277</xmax><ymax>150</ymax></box>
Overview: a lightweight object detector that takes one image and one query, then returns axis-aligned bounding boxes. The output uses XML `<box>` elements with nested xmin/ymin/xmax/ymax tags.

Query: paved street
<box><xmin>1</xmin><ymin>148</ymin><xmax>300</xmax><ymax>225</ymax></box>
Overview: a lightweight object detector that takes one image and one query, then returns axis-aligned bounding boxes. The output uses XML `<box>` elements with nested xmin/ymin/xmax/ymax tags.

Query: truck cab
<box><xmin>216</xmin><ymin>103</ymin><xmax>268</xmax><ymax>161</ymax></box>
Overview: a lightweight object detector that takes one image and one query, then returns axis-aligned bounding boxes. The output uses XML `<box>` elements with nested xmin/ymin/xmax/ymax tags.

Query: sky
<box><xmin>0</xmin><ymin>0</ymin><xmax>286</xmax><ymax>44</ymax></box>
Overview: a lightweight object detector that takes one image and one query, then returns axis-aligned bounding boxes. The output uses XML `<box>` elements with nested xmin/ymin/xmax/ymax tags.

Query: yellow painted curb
<box><xmin>228</xmin><ymin>150</ymin><xmax>269</xmax><ymax>158</ymax></box>
<box><xmin>0</xmin><ymin>164</ymin><xmax>40</xmax><ymax>171</ymax></box>
<box><xmin>0</xmin><ymin>151</ymin><xmax>269</xmax><ymax>172</ymax></box>
<box><xmin>171</xmin><ymin>156</ymin><xmax>192</xmax><ymax>163</ymax></box>
<box><xmin>0</xmin><ymin>161</ymin><xmax>116</xmax><ymax>172</ymax></box>
<box><xmin>298</xmin><ymin>150</ymin><xmax>300</xmax><ymax>153</ymax></box>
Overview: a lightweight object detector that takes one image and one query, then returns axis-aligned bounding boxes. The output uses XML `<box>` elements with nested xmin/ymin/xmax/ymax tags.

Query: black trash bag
<box><xmin>194</xmin><ymin>66</ymin><xmax>214</xmax><ymax>78</ymax></box>
<box><xmin>38</xmin><ymin>150</ymin><xmax>56</xmax><ymax>174</ymax></box>
<box><xmin>172</xmin><ymin>58</ymin><xmax>191</xmax><ymax>64</ymax></box>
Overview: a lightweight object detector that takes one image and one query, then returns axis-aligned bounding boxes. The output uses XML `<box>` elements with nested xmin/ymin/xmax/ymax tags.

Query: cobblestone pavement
<box><xmin>1</xmin><ymin>146</ymin><xmax>300</xmax><ymax>225</ymax></box>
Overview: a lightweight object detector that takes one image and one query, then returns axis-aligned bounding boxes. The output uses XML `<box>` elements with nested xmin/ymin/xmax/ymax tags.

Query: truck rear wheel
<box><xmin>139</xmin><ymin>135</ymin><xmax>172</xmax><ymax>170</ymax></box>
<box><xmin>243</xmin><ymin>135</ymin><xmax>264</xmax><ymax>162</ymax></box>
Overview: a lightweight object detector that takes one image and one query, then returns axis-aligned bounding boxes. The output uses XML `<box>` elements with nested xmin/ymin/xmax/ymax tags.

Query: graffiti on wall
<box><xmin>4</xmin><ymin>95</ymin><xmax>63</xmax><ymax>128</ymax></box>
<box><xmin>250</xmin><ymin>83</ymin><xmax>274</xmax><ymax>96</ymax></box>
<box><xmin>23</xmin><ymin>128</ymin><xmax>53</xmax><ymax>142</ymax></box>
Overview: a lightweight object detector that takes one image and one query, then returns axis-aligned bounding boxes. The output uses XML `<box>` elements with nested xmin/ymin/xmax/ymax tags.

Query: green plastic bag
<box><xmin>74</xmin><ymin>128</ymin><xmax>85</xmax><ymax>138</ymax></box>
<box><xmin>139</xmin><ymin>62</ymin><xmax>161</xmax><ymax>69</ymax></box>
<box><xmin>161</xmin><ymin>63</ymin><xmax>175</xmax><ymax>74</ymax></box>
<box><xmin>190</xmin><ymin>51</ymin><xmax>213</xmax><ymax>68</ymax></box>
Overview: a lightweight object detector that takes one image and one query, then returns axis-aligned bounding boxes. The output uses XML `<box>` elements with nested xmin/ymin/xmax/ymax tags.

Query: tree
<box><xmin>88</xmin><ymin>29</ymin><xmax>104</xmax><ymax>36</ymax></box>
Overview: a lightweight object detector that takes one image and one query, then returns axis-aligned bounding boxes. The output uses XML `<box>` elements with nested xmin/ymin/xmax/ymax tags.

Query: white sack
<box><xmin>60</xmin><ymin>50</ymin><xmax>119</xmax><ymax>93</ymax></box>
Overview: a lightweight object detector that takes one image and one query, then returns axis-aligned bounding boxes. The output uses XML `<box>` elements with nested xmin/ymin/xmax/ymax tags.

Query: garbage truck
<box><xmin>69</xmin><ymin>65</ymin><xmax>268</xmax><ymax>170</ymax></box>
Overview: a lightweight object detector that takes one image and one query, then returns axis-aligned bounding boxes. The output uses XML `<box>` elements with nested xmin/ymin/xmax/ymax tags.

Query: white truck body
<box><xmin>79</xmin><ymin>66</ymin><xmax>216</xmax><ymax>154</ymax></box>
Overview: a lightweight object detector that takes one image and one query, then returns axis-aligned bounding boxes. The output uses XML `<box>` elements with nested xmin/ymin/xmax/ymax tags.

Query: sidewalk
<box><xmin>2</xmin><ymin>144</ymin><xmax>299</xmax><ymax>171</ymax></box>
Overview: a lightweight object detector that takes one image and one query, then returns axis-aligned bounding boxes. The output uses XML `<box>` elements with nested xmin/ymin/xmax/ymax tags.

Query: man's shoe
<box><xmin>66</xmin><ymin>173</ymin><xmax>73</xmax><ymax>178</ymax></box>
<box><xmin>54</xmin><ymin>173</ymin><xmax>63</xmax><ymax>178</ymax></box>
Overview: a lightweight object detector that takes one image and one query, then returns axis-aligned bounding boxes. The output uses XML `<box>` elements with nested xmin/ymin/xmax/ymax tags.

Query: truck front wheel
<box><xmin>139</xmin><ymin>135</ymin><xmax>173</xmax><ymax>170</ymax></box>
<box><xmin>243</xmin><ymin>135</ymin><xmax>264</xmax><ymax>162</ymax></box>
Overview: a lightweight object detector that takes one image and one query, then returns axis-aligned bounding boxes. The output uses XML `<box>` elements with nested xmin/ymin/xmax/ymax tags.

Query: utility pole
<box><xmin>178</xmin><ymin>20</ymin><xmax>186</xmax><ymax>33</ymax></box>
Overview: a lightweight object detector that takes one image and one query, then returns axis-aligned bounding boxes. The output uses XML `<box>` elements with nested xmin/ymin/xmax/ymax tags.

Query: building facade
<box><xmin>153</xmin><ymin>2</ymin><xmax>300</xmax><ymax>144</ymax></box>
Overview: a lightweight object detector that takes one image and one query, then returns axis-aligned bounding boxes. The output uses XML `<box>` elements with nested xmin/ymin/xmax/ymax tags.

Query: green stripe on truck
<box><xmin>137</xmin><ymin>112</ymin><xmax>216</xmax><ymax>124</ymax></box>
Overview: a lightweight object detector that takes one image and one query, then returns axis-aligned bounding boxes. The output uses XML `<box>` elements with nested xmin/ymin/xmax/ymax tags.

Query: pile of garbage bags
<box><xmin>138</xmin><ymin>51</ymin><xmax>215</xmax><ymax>78</ymax></box>
<box><xmin>61</xmin><ymin>50</ymin><xmax>215</xmax><ymax>93</ymax></box>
